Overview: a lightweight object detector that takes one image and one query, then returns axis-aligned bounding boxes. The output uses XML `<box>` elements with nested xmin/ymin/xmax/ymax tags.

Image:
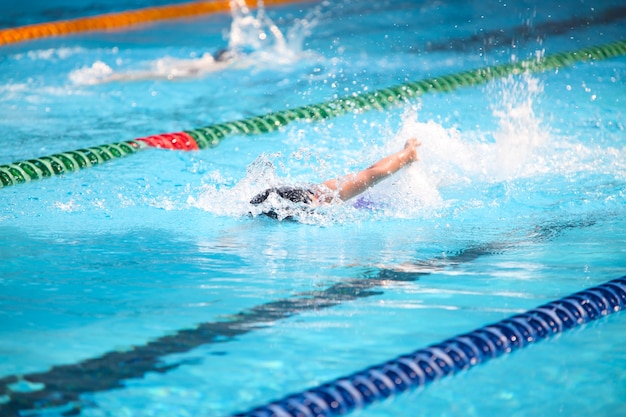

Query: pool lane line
<box><xmin>1</xmin><ymin>38</ymin><xmax>625</xmax><ymax>190</ymax></box>
<box><xmin>232</xmin><ymin>276</ymin><xmax>626</xmax><ymax>417</ymax></box>
<box><xmin>0</xmin><ymin>219</ymin><xmax>596</xmax><ymax>416</ymax></box>
<box><xmin>0</xmin><ymin>269</ymin><xmax>429</xmax><ymax>417</ymax></box>
<box><xmin>0</xmin><ymin>0</ymin><xmax>313</xmax><ymax>47</ymax></box>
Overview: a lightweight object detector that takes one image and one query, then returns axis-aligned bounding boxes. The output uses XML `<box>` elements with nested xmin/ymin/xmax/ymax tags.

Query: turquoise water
<box><xmin>1</xmin><ymin>0</ymin><xmax>625</xmax><ymax>416</ymax></box>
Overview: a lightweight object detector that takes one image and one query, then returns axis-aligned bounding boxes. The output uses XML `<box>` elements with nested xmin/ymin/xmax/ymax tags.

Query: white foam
<box><xmin>53</xmin><ymin>200</ymin><xmax>82</xmax><ymax>212</ymax></box>
<box><xmin>190</xmin><ymin>153</ymin><xmax>287</xmax><ymax>216</ymax></box>
<box><xmin>12</xmin><ymin>47</ymin><xmax>87</xmax><ymax>62</ymax></box>
<box><xmin>68</xmin><ymin>60</ymin><xmax>115</xmax><ymax>85</ymax></box>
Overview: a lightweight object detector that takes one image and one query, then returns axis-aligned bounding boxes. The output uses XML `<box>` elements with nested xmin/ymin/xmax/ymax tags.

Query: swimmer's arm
<box><xmin>316</xmin><ymin>138</ymin><xmax>421</xmax><ymax>203</ymax></box>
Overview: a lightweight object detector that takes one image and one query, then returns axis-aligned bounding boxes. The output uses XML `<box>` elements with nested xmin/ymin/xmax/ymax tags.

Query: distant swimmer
<box><xmin>250</xmin><ymin>138</ymin><xmax>421</xmax><ymax>219</ymax></box>
<box><xmin>72</xmin><ymin>47</ymin><xmax>237</xmax><ymax>85</ymax></box>
<box><xmin>114</xmin><ymin>48</ymin><xmax>234</xmax><ymax>82</ymax></box>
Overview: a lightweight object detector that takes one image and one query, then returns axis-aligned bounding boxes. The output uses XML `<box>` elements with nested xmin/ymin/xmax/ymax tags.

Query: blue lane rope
<box><xmin>231</xmin><ymin>276</ymin><xmax>626</xmax><ymax>417</ymax></box>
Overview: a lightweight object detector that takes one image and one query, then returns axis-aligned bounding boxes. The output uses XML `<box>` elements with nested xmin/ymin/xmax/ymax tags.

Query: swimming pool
<box><xmin>1</xmin><ymin>0</ymin><xmax>625</xmax><ymax>415</ymax></box>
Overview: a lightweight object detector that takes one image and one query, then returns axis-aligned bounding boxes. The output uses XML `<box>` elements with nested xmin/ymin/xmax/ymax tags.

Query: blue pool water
<box><xmin>1</xmin><ymin>0</ymin><xmax>625</xmax><ymax>416</ymax></box>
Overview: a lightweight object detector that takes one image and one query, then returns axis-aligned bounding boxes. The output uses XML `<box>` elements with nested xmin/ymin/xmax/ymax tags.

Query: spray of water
<box><xmin>227</xmin><ymin>0</ymin><xmax>288</xmax><ymax>57</ymax></box>
<box><xmin>369</xmin><ymin>74</ymin><xmax>554</xmax><ymax>219</ymax></box>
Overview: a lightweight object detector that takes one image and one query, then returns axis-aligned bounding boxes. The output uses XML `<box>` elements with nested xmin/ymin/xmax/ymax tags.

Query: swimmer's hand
<box><xmin>403</xmin><ymin>138</ymin><xmax>421</xmax><ymax>164</ymax></box>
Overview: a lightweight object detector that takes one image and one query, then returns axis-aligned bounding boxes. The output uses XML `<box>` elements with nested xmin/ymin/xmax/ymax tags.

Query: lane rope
<box><xmin>0</xmin><ymin>220</ymin><xmax>586</xmax><ymax>415</ymax></box>
<box><xmin>0</xmin><ymin>0</ymin><xmax>311</xmax><ymax>47</ymax></box>
<box><xmin>0</xmin><ymin>140</ymin><xmax>146</xmax><ymax>187</ymax></box>
<box><xmin>1</xmin><ymin>39</ymin><xmax>625</xmax><ymax>189</ymax></box>
<box><xmin>231</xmin><ymin>276</ymin><xmax>626</xmax><ymax>417</ymax></box>
<box><xmin>183</xmin><ymin>39</ymin><xmax>626</xmax><ymax>148</ymax></box>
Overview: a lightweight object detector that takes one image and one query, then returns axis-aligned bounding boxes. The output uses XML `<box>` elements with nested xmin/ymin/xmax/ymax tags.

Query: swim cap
<box><xmin>250</xmin><ymin>187</ymin><xmax>313</xmax><ymax>205</ymax></box>
<box><xmin>250</xmin><ymin>187</ymin><xmax>313</xmax><ymax>220</ymax></box>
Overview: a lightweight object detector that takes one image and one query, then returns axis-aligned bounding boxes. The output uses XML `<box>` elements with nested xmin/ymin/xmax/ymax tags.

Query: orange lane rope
<box><xmin>0</xmin><ymin>0</ymin><xmax>311</xmax><ymax>47</ymax></box>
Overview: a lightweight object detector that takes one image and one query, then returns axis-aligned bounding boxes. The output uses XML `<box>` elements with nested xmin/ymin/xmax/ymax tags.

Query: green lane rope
<box><xmin>1</xmin><ymin>39</ymin><xmax>625</xmax><ymax>188</ymax></box>
<box><xmin>184</xmin><ymin>39</ymin><xmax>626</xmax><ymax>147</ymax></box>
<box><xmin>0</xmin><ymin>141</ymin><xmax>145</xmax><ymax>187</ymax></box>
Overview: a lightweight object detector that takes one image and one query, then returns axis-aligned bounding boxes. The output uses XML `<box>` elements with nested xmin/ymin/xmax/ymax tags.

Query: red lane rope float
<box><xmin>0</xmin><ymin>0</ymin><xmax>313</xmax><ymax>47</ymax></box>
<box><xmin>137</xmin><ymin>132</ymin><xmax>199</xmax><ymax>151</ymax></box>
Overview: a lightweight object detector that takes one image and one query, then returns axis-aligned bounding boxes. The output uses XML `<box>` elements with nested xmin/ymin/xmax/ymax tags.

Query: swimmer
<box><xmin>250</xmin><ymin>138</ymin><xmax>421</xmax><ymax>218</ymax></box>
<box><xmin>74</xmin><ymin>47</ymin><xmax>236</xmax><ymax>85</ymax></box>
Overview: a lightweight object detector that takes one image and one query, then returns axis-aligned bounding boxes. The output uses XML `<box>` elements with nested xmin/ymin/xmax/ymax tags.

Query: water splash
<box><xmin>189</xmin><ymin>151</ymin><xmax>353</xmax><ymax>225</ymax></box>
<box><xmin>190</xmin><ymin>69</ymin><xmax>626</xmax><ymax>224</ymax></box>
<box><xmin>367</xmin><ymin>75</ymin><xmax>552</xmax><ymax>218</ymax></box>
<box><xmin>227</xmin><ymin>0</ymin><xmax>289</xmax><ymax>58</ymax></box>
<box><xmin>190</xmin><ymin>153</ymin><xmax>282</xmax><ymax>217</ymax></box>
<box><xmin>226</xmin><ymin>0</ymin><xmax>322</xmax><ymax>66</ymax></box>
<box><xmin>488</xmin><ymin>74</ymin><xmax>550</xmax><ymax>180</ymax></box>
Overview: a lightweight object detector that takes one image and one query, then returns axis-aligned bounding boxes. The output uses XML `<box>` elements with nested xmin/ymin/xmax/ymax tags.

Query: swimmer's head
<box><xmin>250</xmin><ymin>187</ymin><xmax>313</xmax><ymax>205</ymax></box>
<box><xmin>250</xmin><ymin>187</ymin><xmax>313</xmax><ymax>220</ymax></box>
